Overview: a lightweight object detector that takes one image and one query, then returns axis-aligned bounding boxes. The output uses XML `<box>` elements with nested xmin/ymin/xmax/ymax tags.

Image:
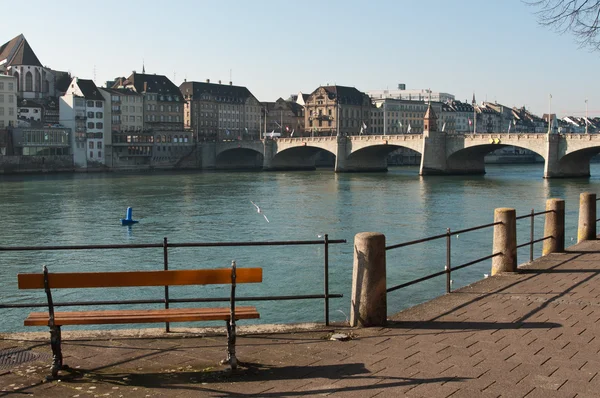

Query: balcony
<box><xmin>310</xmin><ymin>115</ymin><xmax>333</xmax><ymax>121</ymax></box>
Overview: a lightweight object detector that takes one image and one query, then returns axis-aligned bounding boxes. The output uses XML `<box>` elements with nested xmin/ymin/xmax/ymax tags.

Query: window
<box><xmin>8</xmin><ymin>95</ymin><xmax>13</xmax><ymax>103</ymax></box>
<box><xmin>88</xmin><ymin>122</ymin><xmax>94</xmax><ymax>128</ymax></box>
<box><xmin>0</xmin><ymin>94</ymin><xmax>3</xmax><ymax>103</ymax></box>
<box><xmin>8</xmin><ymin>108</ymin><xmax>13</xmax><ymax>116</ymax></box>
<box><xmin>96</xmin><ymin>112</ymin><xmax>103</xmax><ymax>118</ymax></box>
<box><xmin>87</xmin><ymin>101</ymin><xmax>94</xmax><ymax>107</ymax></box>
<box><xmin>8</xmin><ymin>82</ymin><xmax>13</xmax><ymax>91</ymax></box>
<box><xmin>96</xmin><ymin>101</ymin><xmax>103</xmax><ymax>108</ymax></box>
<box><xmin>25</xmin><ymin>72</ymin><xmax>33</xmax><ymax>91</ymax></box>
<box><xmin>96</xmin><ymin>122</ymin><xmax>103</xmax><ymax>129</ymax></box>
<box><xmin>0</xmin><ymin>108</ymin><xmax>3</xmax><ymax>116</ymax></box>
<box><xmin>0</xmin><ymin>82</ymin><xmax>3</xmax><ymax>90</ymax></box>
<box><xmin>89</xmin><ymin>141</ymin><xmax>94</xmax><ymax>149</ymax></box>
<box><xmin>98</xmin><ymin>151</ymin><xmax>102</xmax><ymax>158</ymax></box>
<box><xmin>90</xmin><ymin>151</ymin><xmax>93</xmax><ymax>158</ymax></box>
<box><xmin>87</xmin><ymin>111</ymin><xmax>94</xmax><ymax>118</ymax></box>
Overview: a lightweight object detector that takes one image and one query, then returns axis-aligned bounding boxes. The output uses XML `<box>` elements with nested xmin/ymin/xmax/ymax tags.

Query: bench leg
<box><xmin>225</xmin><ymin>321</ymin><xmax>237</xmax><ymax>370</ymax></box>
<box><xmin>49</xmin><ymin>325</ymin><xmax>63</xmax><ymax>379</ymax></box>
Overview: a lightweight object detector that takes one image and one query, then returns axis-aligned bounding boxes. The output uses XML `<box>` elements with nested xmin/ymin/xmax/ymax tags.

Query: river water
<box><xmin>1</xmin><ymin>164</ymin><xmax>599</xmax><ymax>332</ymax></box>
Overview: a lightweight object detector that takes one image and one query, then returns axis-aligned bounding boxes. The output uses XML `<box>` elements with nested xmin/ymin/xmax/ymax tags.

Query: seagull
<box><xmin>250</xmin><ymin>201</ymin><xmax>269</xmax><ymax>223</ymax></box>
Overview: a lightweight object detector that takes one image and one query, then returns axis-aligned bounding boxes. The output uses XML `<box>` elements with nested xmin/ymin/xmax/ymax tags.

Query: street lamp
<box><xmin>585</xmin><ymin>99</ymin><xmax>589</xmax><ymax>135</ymax></box>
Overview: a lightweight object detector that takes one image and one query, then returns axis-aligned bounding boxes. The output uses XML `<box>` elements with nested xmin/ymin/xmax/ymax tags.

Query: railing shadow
<box><xmin>386</xmin><ymin>320</ymin><xmax>561</xmax><ymax>330</ymax></box>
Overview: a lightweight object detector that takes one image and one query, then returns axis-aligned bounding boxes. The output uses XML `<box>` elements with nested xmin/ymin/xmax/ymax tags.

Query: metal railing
<box><xmin>516</xmin><ymin>209</ymin><xmax>553</xmax><ymax>262</ymax></box>
<box><xmin>0</xmin><ymin>235</ymin><xmax>346</xmax><ymax>328</ymax></box>
<box><xmin>385</xmin><ymin>208</ymin><xmax>553</xmax><ymax>295</ymax></box>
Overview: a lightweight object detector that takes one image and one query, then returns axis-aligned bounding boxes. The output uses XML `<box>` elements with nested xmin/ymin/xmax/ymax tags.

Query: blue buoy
<box><xmin>120</xmin><ymin>207</ymin><xmax>139</xmax><ymax>226</ymax></box>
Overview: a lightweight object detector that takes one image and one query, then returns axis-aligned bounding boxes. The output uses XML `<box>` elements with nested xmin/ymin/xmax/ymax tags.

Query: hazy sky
<box><xmin>4</xmin><ymin>0</ymin><xmax>599</xmax><ymax>117</ymax></box>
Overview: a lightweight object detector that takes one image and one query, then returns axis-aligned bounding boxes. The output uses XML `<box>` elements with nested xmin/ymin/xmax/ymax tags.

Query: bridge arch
<box><xmin>553</xmin><ymin>139</ymin><xmax>600</xmax><ymax>177</ymax></box>
<box><xmin>445</xmin><ymin>134</ymin><xmax>546</xmax><ymax>175</ymax></box>
<box><xmin>269</xmin><ymin>145</ymin><xmax>335</xmax><ymax>170</ymax></box>
<box><xmin>215</xmin><ymin>147</ymin><xmax>263</xmax><ymax>170</ymax></box>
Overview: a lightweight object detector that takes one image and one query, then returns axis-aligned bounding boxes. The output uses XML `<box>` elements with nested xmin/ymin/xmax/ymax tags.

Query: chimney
<box><xmin>143</xmin><ymin>82</ymin><xmax>148</xmax><ymax>92</ymax></box>
<box><xmin>229</xmin><ymin>81</ymin><xmax>232</xmax><ymax>85</ymax></box>
<box><xmin>219</xmin><ymin>80</ymin><xmax>221</xmax><ymax>84</ymax></box>
<box><xmin>206</xmin><ymin>79</ymin><xmax>210</xmax><ymax>83</ymax></box>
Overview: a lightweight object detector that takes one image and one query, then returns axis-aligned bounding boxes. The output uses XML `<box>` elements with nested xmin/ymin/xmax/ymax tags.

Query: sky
<box><xmin>3</xmin><ymin>0</ymin><xmax>600</xmax><ymax>118</ymax></box>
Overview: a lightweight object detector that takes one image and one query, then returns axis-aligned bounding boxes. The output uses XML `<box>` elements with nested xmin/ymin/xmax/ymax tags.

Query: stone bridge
<box><xmin>200</xmin><ymin>132</ymin><xmax>600</xmax><ymax>178</ymax></box>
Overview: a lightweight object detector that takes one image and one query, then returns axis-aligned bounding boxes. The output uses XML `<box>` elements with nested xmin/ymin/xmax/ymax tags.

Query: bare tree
<box><xmin>526</xmin><ymin>0</ymin><xmax>600</xmax><ymax>50</ymax></box>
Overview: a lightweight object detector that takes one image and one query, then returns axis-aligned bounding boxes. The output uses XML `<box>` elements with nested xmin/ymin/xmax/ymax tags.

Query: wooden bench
<box><xmin>18</xmin><ymin>261</ymin><xmax>261</xmax><ymax>379</ymax></box>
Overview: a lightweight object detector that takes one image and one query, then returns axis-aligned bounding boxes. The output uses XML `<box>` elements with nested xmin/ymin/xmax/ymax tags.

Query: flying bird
<box><xmin>250</xmin><ymin>201</ymin><xmax>269</xmax><ymax>223</ymax></box>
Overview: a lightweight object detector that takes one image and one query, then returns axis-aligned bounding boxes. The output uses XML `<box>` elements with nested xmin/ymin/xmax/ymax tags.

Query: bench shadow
<box><xmin>57</xmin><ymin>362</ymin><xmax>468</xmax><ymax>396</ymax></box>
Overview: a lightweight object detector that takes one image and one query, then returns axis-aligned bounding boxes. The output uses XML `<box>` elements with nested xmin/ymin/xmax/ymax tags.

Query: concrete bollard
<box><xmin>577</xmin><ymin>192</ymin><xmax>596</xmax><ymax>243</ymax></box>
<box><xmin>543</xmin><ymin>198</ymin><xmax>565</xmax><ymax>255</ymax></box>
<box><xmin>350</xmin><ymin>232</ymin><xmax>387</xmax><ymax>327</ymax></box>
<box><xmin>491</xmin><ymin>208</ymin><xmax>517</xmax><ymax>275</ymax></box>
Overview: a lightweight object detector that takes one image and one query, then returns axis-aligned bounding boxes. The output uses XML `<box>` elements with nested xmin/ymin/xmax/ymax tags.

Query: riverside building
<box><xmin>304</xmin><ymin>85</ymin><xmax>371</xmax><ymax>136</ymax></box>
<box><xmin>60</xmin><ymin>78</ymin><xmax>107</xmax><ymax>168</ymax></box>
<box><xmin>179</xmin><ymin>79</ymin><xmax>261</xmax><ymax>141</ymax></box>
<box><xmin>0</xmin><ymin>74</ymin><xmax>17</xmax><ymax>129</ymax></box>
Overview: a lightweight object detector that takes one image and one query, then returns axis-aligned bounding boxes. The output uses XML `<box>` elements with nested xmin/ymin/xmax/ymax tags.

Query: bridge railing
<box><xmin>0</xmin><ymin>236</ymin><xmax>346</xmax><ymax>329</ymax></box>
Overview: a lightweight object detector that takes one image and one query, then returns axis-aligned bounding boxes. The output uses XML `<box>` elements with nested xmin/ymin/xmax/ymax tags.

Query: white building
<box><xmin>60</xmin><ymin>78</ymin><xmax>107</xmax><ymax>167</ymax></box>
<box><xmin>368</xmin><ymin>85</ymin><xmax>455</xmax><ymax>103</ymax></box>
<box><xmin>0</xmin><ymin>74</ymin><xmax>17</xmax><ymax>128</ymax></box>
<box><xmin>371</xmin><ymin>98</ymin><xmax>442</xmax><ymax>135</ymax></box>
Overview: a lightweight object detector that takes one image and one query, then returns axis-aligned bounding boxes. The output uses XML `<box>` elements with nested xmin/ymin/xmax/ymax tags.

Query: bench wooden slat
<box><xmin>18</xmin><ymin>268</ymin><xmax>262</xmax><ymax>289</ymax></box>
<box><xmin>24</xmin><ymin>306</ymin><xmax>260</xmax><ymax>326</ymax></box>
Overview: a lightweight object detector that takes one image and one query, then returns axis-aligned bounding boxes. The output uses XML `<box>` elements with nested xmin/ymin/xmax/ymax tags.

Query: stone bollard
<box><xmin>577</xmin><ymin>192</ymin><xmax>596</xmax><ymax>243</ymax></box>
<box><xmin>350</xmin><ymin>232</ymin><xmax>387</xmax><ymax>327</ymax></box>
<box><xmin>543</xmin><ymin>198</ymin><xmax>565</xmax><ymax>255</ymax></box>
<box><xmin>491</xmin><ymin>208</ymin><xmax>517</xmax><ymax>275</ymax></box>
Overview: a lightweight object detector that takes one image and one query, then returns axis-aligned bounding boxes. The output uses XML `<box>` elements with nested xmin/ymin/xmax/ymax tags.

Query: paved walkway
<box><xmin>3</xmin><ymin>240</ymin><xmax>600</xmax><ymax>397</ymax></box>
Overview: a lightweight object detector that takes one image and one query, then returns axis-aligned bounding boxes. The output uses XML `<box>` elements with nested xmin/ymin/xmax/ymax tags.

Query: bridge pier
<box><xmin>419</xmin><ymin>128</ymin><xmax>447</xmax><ymax>175</ymax></box>
<box><xmin>334</xmin><ymin>136</ymin><xmax>347</xmax><ymax>172</ymax></box>
<box><xmin>262</xmin><ymin>139</ymin><xmax>275</xmax><ymax>170</ymax></box>
<box><xmin>200</xmin><ymin>142</ymin><xmax>216</xmax><ymax>170</ymax></box>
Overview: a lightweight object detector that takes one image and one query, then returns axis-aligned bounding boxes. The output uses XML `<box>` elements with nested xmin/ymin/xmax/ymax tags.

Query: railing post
<box><xmin>530</xmin><ymin>209</ymin><xmax>534</xmax><ymax>263</ymax></box>
<box><xmin>491</xmin><ymin>208</ymin><xmax>517</xmax><ymax>275</ymax></box>
<box><xmin>543</xmin><ymin>198</ymin><xmax>565</xmax><ymax>255</ymax></box>
<box><xmin>577</xmin><ymin>192</ymin><xmax>596</xmax><ymax>243</ymax></box>
<box><xmin>324</xmin><ymin>234</ymin><xmax>329</xmax><ymax>326</ymax></box>
<box><xmin>350</xmin><ymin>232</ymin><xmax>387</xmax><ymax>327</ymax></box>
<box><xmin>446</xmin><ymin>228</ymin><xmax>451</xmax><ymax>293</ymax></box>
<box><xmin>163</xmin><ymin>237</ymin><xmax>170</xmax><ymax>333</ymax></box>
